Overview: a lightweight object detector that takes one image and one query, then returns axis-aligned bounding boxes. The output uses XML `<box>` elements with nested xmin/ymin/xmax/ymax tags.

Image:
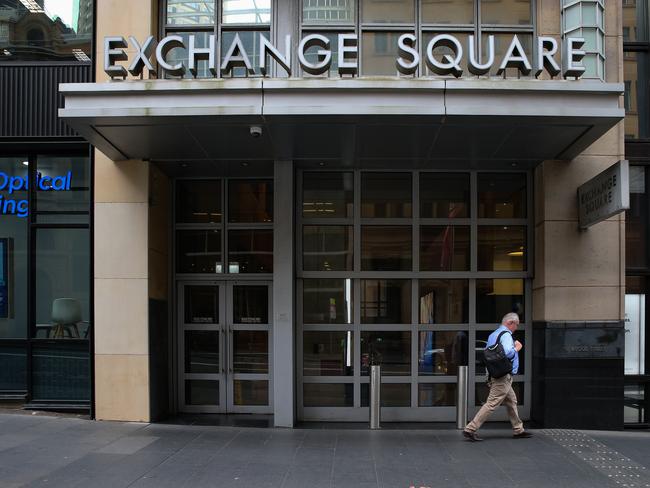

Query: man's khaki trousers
<box><xmin>465</xmin><ymin>374</ymin><xmax>524</xmax><ymax>434</ymax></box>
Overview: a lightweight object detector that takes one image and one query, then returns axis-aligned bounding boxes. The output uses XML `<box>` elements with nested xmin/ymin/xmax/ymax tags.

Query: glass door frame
<box><xmin>177</xmin><ymin>280</ymin><xmax>274</xmax><ymax>414</ymax></box>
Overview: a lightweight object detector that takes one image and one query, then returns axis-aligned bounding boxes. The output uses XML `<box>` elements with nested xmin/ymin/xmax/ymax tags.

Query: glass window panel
<box><xmin>184</xmin><ymin>285</ymin><xmax>219</xmax><ymax>324</ymax></box>
<box><xmin>483</xmin><ymin>33</ymin><xmax>533</xmax><ymax>77</ymax></box>
<box><xmin>0</xmin><ymin>158</ymin><xmax>28</xmax><ymax>338</ymax></box>
<box><xmin>221</xmin><ymin>30</ymin><xmax>265</xmax><ymax>77</ymax></box>
<box><xmin>185</xmin><ymin>331</ymin><xmax>219</xmax><ymax>373</ymax></box>
<box><xmin>165</xmin><ymin>32</ymin><xmax>210</xmax><ymax>79</ymax></box>
<box><xmin>303</xmin><ymin>226</ymin><xmax>353</xmax><ymax>271</ymax></box>
<box><xmin>624</xmin><ymin>52</ymin><xmax>650</xmax><ymax>139</ymax></box>
<box><xmin>35</xmin><ymin>156</ymin><xmax>90</xmax><ymax>214</ymax></box>
<box><xmin>418</xmin><ymin>330</ymin><xmax>468</xmax><ymax>375</ymax></box>
<box><xmin>360</xmin><ymin>331</ymin><xmax>411</xmax><ymax>375</ymax></box>
<box><xmin>477</xmin><ymin>225</ymin><xmax>527</xmax><ymax>271</ymax></box>
<box><xmin>361</xmin><ymin>0</ymin><xmax>415</xmax><ymax>23</ymax></box>
<box><xmin>476</xmin><ymin>279</ymin><xmax>524</xmax><ymax>324</ymax></box>
<box><xmin>303</xmin><ymin>0</ymin><xmax>355</xmax><ymax>24</ymax></box>
<box><xmin>361</xmin><ymin>226</ymin><xmax>412</xmax><ymax>271</ymax></box>
<box><xmin>303</xmin><ymin>383</ymin><xmax>353</xmax><ymax>407</ymax></box>
<box><xmin>303</xmin><ymin>331</ymin><xmax>354</xmax><ymax>376</ymax></box>
<box><xmin>228</xmin><ymin>179</ymin><xmax>273</xmax><ymax>223</ymax></box>
<box><xmin>303</xmin><ymin>278</ymin><xmax>353</xmax><ymax>324</ymax></box>
<box><xmin>167</xmin><ymin>0</ymin><xmax>215</xmax><ymax>25</ymax></box>
<box><xmin>475</xmin><ymin>330</ymin><xmax>525</xmax><ymax>375</ymax></box>
<box><xmin>624</xmin><ymin>276</ymin><xmax>646</xmax><ymax>376</ymax></box>
<box><xmin>233</xmin><ymin>330</ymin><xmax>268</xmax><ymax>373</ymax></box>
<box><xmin>176</xmin><ymin>179</ymin><xmax>222</xmax><ymax>223</ymax></box>
<box><xmin>233</xmin><ymin>380</ymin><xmax>269</xmax><ymax>405</ymax></box>
<box><xmin>476</xmin><ymin>381</ymin><xmax>523</xmax><ymax>406</ymax></box>
<box><xmin>1</xmin><ymin>0</ymin><xmax>92</xmax><ymax>62</ymax></box>
<box><xmin>421</xmin><ymin>0</ymin><xmax>474</xmax><ymax>24</ymax></box>
<box><xmin>0</xmin><ymin>345</ymin><xmax>26</xmax><ymax>391</ymax></box>
<box><xmin>624</xmin><ymin>383</ymin><xmax>647</xmax><ymax>424</ymax></box>
<box><xmin>303</xmin><ymin>172</ymin><xmax>354</xmax><ymax>218</ymax></box>
<box><xmin>418</xmin><ymin>383</ymin><xmax>456</xmax><ymax>406</ymax></box>
<box><xmin>361</xmin><ymin>172</ymin><xmax>412</xmax><ymax>217</ymax></box>
<box><xmin>582</xmin><ymin>29</ymin><xmax>598</xmax><ymax>51</ymax></box>
<box><xmin>34</xmin><ymin>229</ymin><xmax>90</xmax><ymax>339</ymax></box>
<box><xmin>420</xmin><ymin>226</ymin><xmax>470</xmax><ymax>271</ymax></box>
<box><xmin>228</xmin><ymin>229</ymin><xmax>273</xmax><ymax>274</ymax></box>
<box><xmin>478</xmin><ymin>173</ymin><xmax>527</xmax><ymax>218</ymax></box>
<box><xmin>361</xmin><ymin>279</ymin><xmax>411</xmax><ymax>324</ymax></box>
<box><xmin>361</xmin><ymin>383</ymin><xmax>410</xmax><ymax>406</ymax></box>
<box><xmin>223</xmin><ymin>0</ymin><xmax>271</xmax><ymax>24</ymax></box>
<box><xmin>420</xmin><ymin>173</ymin><xmax>470</xmax><ymax>218</ymax></box>
<box><xmin>423</xmin><ymin>32</ymin><xmax>469</xmax><ymax>75</ymax></box>
<box><xmin>362</xmin><ymin>31</ymin><xmax>413</xmax><ymax>76</ymax></box>
<box><xmin>232</xmin><ymin>285</ymin><xmax>269</xmax><ymax>324</ymax></box>
<box><xmin>480</xmin><ymin>0</ymin><xmax>531</xmax><ymax>25</ymax></box>
<box><xmin>185</xmin><ymin>379</ymin><xmax>219</xmax><ymax>405</ymax></box>
<box><xmin>625</xmin><ymin>166</ymin><xmax>647</xmax><ymax>268</ymax></box>
<box><xmin>419</xmin><ymin>279</ymin><xmax>469</xmax><ymax>324</ymax></box>
<box><xmin>565</xmin><ymin>4</ymin><xmax>581</xmax><ymax>31</ymax></box>
<box><xmin>176</xmin><ymin>229</ymin><xmax>222</xmax><ymax>274</ymax></box>
<box><xmin>582</xmin><ymin>3</ymin><xmax>598</xmax><ymax>26</ymax></box>
<box><xmin>32</xmin><ymin>343</ymin><xmax>90</xmax><ymax>401</ymax></box>
<box><xmin>582</xmin><ymin>53</ymin><xmax>598</xmax><ymax>78</ymax></box>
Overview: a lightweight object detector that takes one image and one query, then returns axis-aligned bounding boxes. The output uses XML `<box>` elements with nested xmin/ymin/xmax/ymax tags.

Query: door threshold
<box><xmin>163</xmin><ymin>413</ymin><xmax>274</xmax><ymax>428</ymax></box>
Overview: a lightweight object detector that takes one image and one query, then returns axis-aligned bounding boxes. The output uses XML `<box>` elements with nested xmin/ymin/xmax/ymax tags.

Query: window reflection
<box><xmin>420</xmin><ymin>226</ymin><xmax>470</xmax><ymax>271</ymax></box>
<box><xmin>624</xmin><ymin>51</ymin><xmax>650</xmax><ymax>139</ymax></box>
<box><xmin>303</xmin><ymin>279</ymin><xmax>353</xmax><ymax>324</ymax></box>
<box><xmin>303</xmin><ymin>331</ymin><xmax>354</xmax><ymax>376</ymax></box>
<box><xmin>233</xmin><ymin>379</ymin><xmax>268</xmax><ymax>405</ymax></box>
<box><xmin>232</xmin><ymin>285</ymin><xmax>268</xmax><ymax>323</ymax></box>
<box><xmin>361</xmin><ymin>226</ymin><xmax>412</xmax><ymax>271</ymax></box>
<box><xmin>176</xmin><ymin>229</ymin><xmax>222</xmax><ymax>274</ymax></box>
<box><xmin>362</xmin><ymin>172</ymin><xmax>412</xmax><ymax>217</ymax></box>
<box><xmin>221</xmin><ymin>31</ymin><xmax>265</xmax><ymax>76</ymax></box>
<box><xmin>228</xmin><ymin>229</ymin><xmax>273</xmax><ymax>274</ymax></box>
<box><xmin>303</xmin><ymin>383</ymin><xmax>353</xmax><ymax>406</ymax></box>
<box><xmin>165</xmin><ymin>31</ymin><xmax>211</xmax><ymax>78</ymax></box>
<box><xmin>418</xmin><ymin>331</ymin><xmax>468</xmax><ymax>375</ymax></box>
<box><xmin>167</xmin><ymin>0</ymin><xmax>215</xmax><ymax>25</ymax></box>
<box><xmin>626</xmin><ymin>166</ymin><xmax>647</xmax><ymax>268</ymax></box>
<box><xmin>228</xmin><ymin>179</ymin><xmax>273</xmax><ymax>223</ymax></box>
<box><xmin>176</xmin><ymin>179</ymin><xmax>221</xmax><ymax>223</ymax></box>
<box><xmin>184</xmin><ymin>285</ymin><xmax>219</xmax><ymax>323</ymax></box>
<box><xmin>361</xmin><ymin>331</ymin><xmax>411</xmax><ymax>375</ymax></box>
<box><xmin>303</xmin><ymin>0</ymin><xmax>355</xmax><ymax>24</ymax></box>
<box><xmin>361</xmin><ymin>279</ymin><xmax>411</xmax><ymax>324</ymax></box>
<box><xmin>477</xmin><ymin>226</ymin><xmax>526</xmax><ymax>271</ymax></box>
<box><xmin>303</xmin><ymin>172</ymin><xmax>353</xmax><ymax>218</ymax></box>
<box><xmin>418</xmin><ymin>383</ymin><xmax>456</xmax><ymax>406</ymax></box>
<box><xmin>478</xmin><ymin>173</ymin><xmax>527</xmax><ymax>218</ymax></box>
<box><xmin>303</xmin><ymin>225</ymin><xmax>353</xmax><ymax>271</ymax></box>
<box><xmin>222</xmin><ymin>0</ymin><xmax>271</xmax><ymax>24</ymax></box>
<box><xmin>419</xmin><ymin>280</ymin><xmax>469</xmax><ymax>324</ymax></box>
<box><xmin>480</xmin><ymin>0</ymin><xmax>531</xmax><ymax>25</ymax></box>
<box><xmin>420</xmin><ymin>173</ymin><xmax>470</xmax><ymax>218</ymax></box>
<box><xmin>185</xmin><ymin>331</ymin><xmax>219</xmax><ymax>373</ymax></box>
<box><xmin>0</xmin><ymin>0</ymin><xmax>92</xmax><ymax>62</ymax></box>
<box><xmin>232</xmin><ymin>330</ymin><xmax>268</xmax><ymax>373</ymax></box>
<box><xmin>362</xmin><ymin>32</ymin><xmax>413</xmax><ymax>76</ymax></box>
<box><xmin>361</xmin><ymin>383</ymin><xmax>410</xmax><ymax>406</ymax></box>
<box><xmin>423</xmin><ymin>32</ymin><xmax>469</xmax><ymax>75</ymax></box>
<box><xmin>361</xmin><ymin>0</ymin><xmax>415</xmax><ymax>23</ymax></box>
<box><xmin>476</xmin><ymin>279</ymin><xmax>524</xmax><ymax>324</ymax></box>
<box><xmin>421</xmin><ymin>0</ymin><xmax>474</xmax><ymax>24</ymax></box>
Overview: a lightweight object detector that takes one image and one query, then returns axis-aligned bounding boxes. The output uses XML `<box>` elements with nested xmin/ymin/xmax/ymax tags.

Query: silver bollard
<box><xmin>370</xmin><ymin>365</ymin><xmax>381</xmax><ymax>429</ymax></box>
<box><xmin>456</xmin><ymin>365</ymin><xmax>469</xmax><ymax>430</ymax></box>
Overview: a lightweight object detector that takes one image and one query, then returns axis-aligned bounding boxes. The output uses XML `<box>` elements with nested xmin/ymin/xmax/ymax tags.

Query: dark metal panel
<box><xmin>0</xmin><ymin>65</ymin><xmax>91</xmax><ymax>138</ymax></box>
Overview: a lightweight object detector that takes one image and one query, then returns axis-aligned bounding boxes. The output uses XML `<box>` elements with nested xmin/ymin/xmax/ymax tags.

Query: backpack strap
<box><xmin>489</xmin><ymin>330</ymin><xmax>512</xmax><ymax>349</ymax></box>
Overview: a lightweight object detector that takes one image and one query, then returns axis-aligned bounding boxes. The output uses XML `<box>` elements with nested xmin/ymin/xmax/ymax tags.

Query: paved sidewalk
<box><xmin>0</xmin><ymin>413</ymin><xmax>648</xmax><ymax>488</ymax></box>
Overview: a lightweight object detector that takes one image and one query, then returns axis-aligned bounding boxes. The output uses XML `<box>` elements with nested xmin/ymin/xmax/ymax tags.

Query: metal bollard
<box><xmin>370</xmin><ymin>365</ymin><xmax>381</xmax><ymax>429</ymax></box>
<box><xmin>456</xmin><ymin>365</ymin><xmax>468</xmax><ymax>430</ymax></box>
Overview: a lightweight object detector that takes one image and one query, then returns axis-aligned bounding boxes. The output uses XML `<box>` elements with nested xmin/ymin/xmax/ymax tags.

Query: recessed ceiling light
<box><xmin>22</xmin><ymin>161</ymin><xmax>29</xmax><ymax>166</ymax></box>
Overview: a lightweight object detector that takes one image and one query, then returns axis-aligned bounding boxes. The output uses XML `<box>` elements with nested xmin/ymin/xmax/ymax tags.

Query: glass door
<box><xmin>178</xmin><ymin>281</ymin><xmax>272</xmax><ymax>414</ymax></box>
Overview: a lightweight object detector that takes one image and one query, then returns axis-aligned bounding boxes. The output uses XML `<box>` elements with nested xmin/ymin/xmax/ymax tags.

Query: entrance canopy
<box><xmin>59</xmin><ymin>78</ymin><xmax>623</xmax><ymax>167</ymax></box>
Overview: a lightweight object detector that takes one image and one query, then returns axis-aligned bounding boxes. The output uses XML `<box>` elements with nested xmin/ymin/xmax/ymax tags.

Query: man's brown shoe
<box><xmin>463</xmin><ymin>430</ymin><xmax>483</xmax><ymax>442</ymax></box>
<box><xmin>513</xmin><ymin>431</ymin><xmax>533</xmax><ymax>439</ymax></box>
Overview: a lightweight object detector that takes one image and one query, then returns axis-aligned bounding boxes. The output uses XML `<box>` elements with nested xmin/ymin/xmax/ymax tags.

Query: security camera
<box><xmin>250</xmin><ymin>125</ymin><xmax>263</xmax><ymax>138</ymax></box>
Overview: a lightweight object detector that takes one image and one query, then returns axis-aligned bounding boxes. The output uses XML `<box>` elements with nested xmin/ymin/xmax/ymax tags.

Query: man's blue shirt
<box><xmin>486</xmin><ymin>325</ymin><xmax>518</xmax><ymax>374</ymax></box>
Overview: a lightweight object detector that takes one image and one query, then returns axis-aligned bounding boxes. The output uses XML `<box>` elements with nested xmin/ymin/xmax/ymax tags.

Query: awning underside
<box><xmin>59</xmin><ymin>78</ymin><xmax>624</xmax><ymax>167</ymax></box>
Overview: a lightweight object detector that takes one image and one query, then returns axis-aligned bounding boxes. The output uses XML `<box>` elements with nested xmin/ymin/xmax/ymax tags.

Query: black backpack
<box><xmin>483</xmin><ymin>331</ymin><xmax>513</xmax><ymax>379</ymax></box>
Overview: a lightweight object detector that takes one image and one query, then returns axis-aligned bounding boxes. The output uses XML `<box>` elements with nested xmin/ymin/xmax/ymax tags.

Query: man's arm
<box><xmin>501</xmin><ymin>333</ymin><xmax>516</xmax><ymax>359</ymax></box>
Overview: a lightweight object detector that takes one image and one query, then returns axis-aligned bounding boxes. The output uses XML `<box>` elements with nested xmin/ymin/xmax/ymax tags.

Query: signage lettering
<box><xmin>0</xmin><ymin>171</ymin><xmax>73</xmax><ymax>218</ymax></box>
<box><xmin>578</xmin><ymin>160</ymin><xmax>630</xmax><ymax>229</ymax></box>
<box><xmin>104</xmin><ymin>33</ymin><xmax>587</xmax><ymax>80</ymax></box>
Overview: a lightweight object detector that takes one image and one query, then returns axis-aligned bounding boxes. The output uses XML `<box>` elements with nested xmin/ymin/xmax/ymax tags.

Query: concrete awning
<box><xmin>58</xmin><ymin>78</ymin><xmax>624</xmax><ymax>167</ymax></box>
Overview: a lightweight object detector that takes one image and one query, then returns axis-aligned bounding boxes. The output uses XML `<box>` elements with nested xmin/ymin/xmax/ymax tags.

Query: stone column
<box><xmin>93</xmin><ymin>0</ymin><xmax>158</xmax><ymax>421</ymax></box>
<box><xmin>273</xmin><ymin>160</ymin><xmax>295</xmax><ymax>427</ymax></box>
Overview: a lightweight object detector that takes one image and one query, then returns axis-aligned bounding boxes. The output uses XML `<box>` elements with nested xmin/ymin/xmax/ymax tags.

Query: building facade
<box><xmin>1</xmin><ymin>0</ymin><xmax>648</xmax><ymax>429</ymax></box>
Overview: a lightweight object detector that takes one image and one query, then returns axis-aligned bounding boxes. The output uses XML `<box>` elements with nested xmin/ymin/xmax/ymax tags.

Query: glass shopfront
<box><xmin>297</xmin><ymin>170</ymin><xmax>532</xmax><ymax>421</ymax></box>
<box><xmin>0</xmin><ymin>152</ymin><xmax>92</xmax><ymax>408</ymax></box>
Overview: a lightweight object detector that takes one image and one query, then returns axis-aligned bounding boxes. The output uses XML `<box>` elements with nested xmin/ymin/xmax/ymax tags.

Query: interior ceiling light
<box><xmin>19</xmin><ymin>0</ymin><xmax>45</xmax><ymax>13</ymax></box>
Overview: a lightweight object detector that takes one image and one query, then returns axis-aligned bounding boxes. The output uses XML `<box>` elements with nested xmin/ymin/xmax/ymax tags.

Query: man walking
<box><xmin>463</xmin><ymin>312</ymin><xmax>532</xmax><ymax>441</ymax></box>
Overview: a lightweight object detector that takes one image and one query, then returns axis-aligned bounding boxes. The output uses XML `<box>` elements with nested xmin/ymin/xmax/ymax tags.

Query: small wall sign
<box><xmin>578</xmin><ymin>160</ymin><xmax>630</xmax><ymax>229</ymax></box>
